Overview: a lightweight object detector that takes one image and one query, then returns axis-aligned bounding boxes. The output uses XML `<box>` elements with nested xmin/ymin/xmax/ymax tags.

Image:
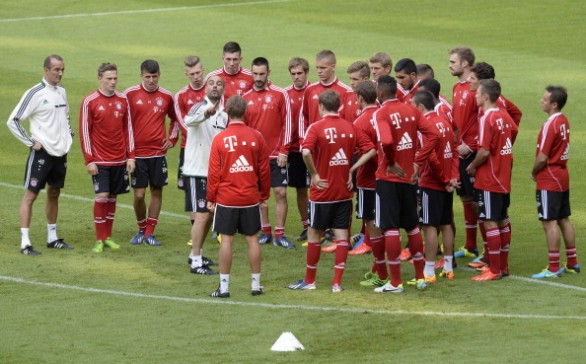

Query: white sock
<box><xmin>444</xmin><ymin>255</ymin><xmax>453</xmax><ymax>272</ymax></box>
<box><xmin>21</xmin><ymin>228</ymin><xmax>31</xmax><ymax>249</ymax></box>
<box><xmin>190</xmin><ymin>254</ymin><xmax>203</xmax><ymax>268</ymax></box>
<box><xmin>220</xmin><ymin>274</ymin><xmax>230</xmax><ymax>293</ymax></box>
<box><xmin>251</xmin><ymin>273</ymin><xmax>261</xmax><ymax>290</ymax></box>
<box><xmin>47</xmin><ymin>224</ymin><xmax>58</xmax><ymax>242</ymax></box>
<box><xmin>424</xmin><ymin>261</ymin><xmax>435</xmax><ymax>277</ymax></box>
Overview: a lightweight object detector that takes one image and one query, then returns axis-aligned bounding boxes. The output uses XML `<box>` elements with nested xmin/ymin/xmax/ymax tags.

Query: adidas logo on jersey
<box><xmin>230</xmin><ymin>155</ymin><xmax>254</xmax><ymax>173</ymax></box>
<box><xmin>396</xmin><ymin>132</ymin><xmax>413</xmax><ymax>151</ymax></box>
<box><xmin>500</xmin><ymin>137</ymin><xmax>513</xmax><ymax>155</ymax></box>
<box><xmin>329</xmin><ymin>148</ymin><xmax>349</xmax><ymax>166</ymax></box>
<box><xmin>444</xmin><ymin>142</ymin><xmax>453</xmax><ymax>159</ymax></box>
<box><xmin>561</xmin><ymin>144</ymin><xmax>569</xmax><ymax>160</ymax></box>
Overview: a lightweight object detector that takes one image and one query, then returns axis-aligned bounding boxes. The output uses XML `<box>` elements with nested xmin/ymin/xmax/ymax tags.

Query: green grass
<box><xmin>1</xmin><ymin>1</ymin><xmax>585</xmax><ymax>363</ymax></box>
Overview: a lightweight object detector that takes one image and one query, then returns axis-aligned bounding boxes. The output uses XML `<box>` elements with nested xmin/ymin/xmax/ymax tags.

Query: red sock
<box><xmin>485</xmin><ymin>227</ymin><xmax>501</xmax><ymax>274</ymax></box>
<box><xmin>548</xmin><ymin>250</ymin><xmax>561</xmax><ymax>272</ymax></box>
<box><xmin>370</xmin><ymin>235</ymin><xmax>387</xmax><ymax>280</ymax></box>
<box><xmin>384</xmin><ymin>229</ymin><xmax>402</xmax><ymax>287</ymax></box>
<box><xmin>566</xmin><ymin>246</ymin><xmax>578</xmax><ymax>268</ymax></box>
<box><xmin>463</xmin><ymin>201</ymin><xmax>478</xmax><ymax>251</ymax></box>
<box><xmin>94</xmin><ymin>197</ymin><xmax>108</xmax><ymax>241</ymax></box>
<box><xmin>407</xmin><ymin>227</ymin><xmax>424</xmax><ymax>279</ymax></box>
<box><xmin>144</xmin><ymin>217</ymin><xmax>158</xmax><ymax>237</ymax></box>
<box><xmin>137</xmin><ymin>219</ymin><xmax>147</xmax><ymax>233</ymax></box>
<box><xmin>332</xmin><ymin>240</ymin><xmax>349</xmax><ymax>285</ymax></box>
<box><xmin>305</xmin><ymin>241</ymin><xmax>321</xmax><ymax>284</ymax></box>
<box><xmin>499</xmin><ymin>225</ymin><xmax>511</xmax><ymax>272</ymax></box>
<box><xmin>262</xmin><ymin>224</ymin><xmax>272</xmax><ymax>237</ymax></box>
<box><xmin>479</xmin><ymin>222</ymin><xmax>487</xmax><ymax>254</ymax></box>
<box><xmin>275</xmin><ymin>226</ymin><xmax>285</xmax><ymax>239</ymax></box>
<box><xmin>105</xmin><ymin>196</ymin><xmax>116</xmax><ymax>238</ymax></box>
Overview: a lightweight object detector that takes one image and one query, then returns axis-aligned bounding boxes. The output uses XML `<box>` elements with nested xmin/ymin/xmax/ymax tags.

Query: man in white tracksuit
<box><xmin>182</xmin><ymin>75</ymin><xmax>228</xmax><ymax>274</ymax></box>
<box><xmin>6</xmin><ymin>54</ymin><xmax>75</xmax><ymax>255</ymax></box>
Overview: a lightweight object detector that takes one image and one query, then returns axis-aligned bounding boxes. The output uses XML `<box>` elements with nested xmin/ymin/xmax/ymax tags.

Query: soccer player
<box><xmin>369</xmin><ymin>52</ymin><xmax>393</xmax><ymax>82</ymax></box>
<box><xmin>206</xmin><ymin>95</ymin><xmax>271</xmax><ymax>298</ymax></box>
<box><xmin>206</xmin><ymin>41</ymin><xmax>253</xmax><ymax>100</ymax></box>
<box><xmin>243</xmin><ymin>57</ymin><xmax>294</xmax><ymax>248</ymax></box>
<box><xmin>7</xmin><ymin>54</ymin><xmax>75</xmax><ymax>255</ymax></box>
<box><xmin>124</xmin><ymin>59</ymin><xmax>178</xmax><ymax>246</ymax></box>
<box><xmin>394</xmin><ymin>58</ymin><xmax>420</xmax><ymax>104</ymax></box>
<box><xmin>449</xmin><ymin>47</ymin><xmax>481</xmax><ymax>260</ymax></box>
<box><xmin>298</xmin><ymin>49</ymin><xmax>352</xmax><ymax>145</ymax></box>
<box><xmin>419</xmin><ymin>78</ymin><xmax>454</xmax><ymax>125</ymax></box>
<box><xmin>80</xmin><ymin>63</ymin><xmax>135</xmax><ymax>253</ymax></box>
<box><xmin>174</xmin><ymin>55</ymin><xmax>206</xmax><ymax>228</ymax></box>
<box><xmin>531</xmin><ymin>86</ymin><xmax>580</xmax><ymax>278</ymax></box>
<box><xmin>182</xmin><ymin>75</ymin><xmax>228</xmax><ymax>274</ymax></box>
<box><xmin>412</xmin><ymin>90</ymin><xmax>459</xmax><ymax>281</ymax></box>
<box><xmin>285</xmin><ymin>57</ymin><xmax>311</xmax><ymax>241</ymax></box>
<box><xmin>466</xmin><ymin>79</ymin><xmax>518</xmax><ymax>281</ymax></box>
<box><xmin>288</xmin><ymin>90</ymin><xmax>376</xmax><ymax>292</ymax></box>
<box><xmin>416</xmin><ymin>63</ymin><xmax>435</xmax><ymax>80</ymax></box>
<box><xmin>372</xmin><ymin>75</ymin><xmax>429</xmax><ymax>293</ymax></box>
<box><xmin>342</xmin><ymin>61</ymin><xmax>371</xmax><ymax>122</ymax></box>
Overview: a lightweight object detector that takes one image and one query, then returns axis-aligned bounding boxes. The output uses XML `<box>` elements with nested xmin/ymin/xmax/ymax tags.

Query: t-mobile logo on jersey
<box><xmin>324</xmin><ymin>127</ymin><xmax>338</xmax><ymax>144</ymax></box>
<box><xmin>223</xmin><ymin>135</ymin><xmax>238</xmax><ymax>152</ymax></box>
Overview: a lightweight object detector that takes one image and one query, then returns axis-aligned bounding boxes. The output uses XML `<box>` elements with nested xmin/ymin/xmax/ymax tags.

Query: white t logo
<box><xmin>223</xmin><ymin>135</ymin><xmax>238</xmax><ymax>152</ymax></box>
<box><xmin>324</xmin><ymin>127</ymin><xmax>338</xmax><ymax>144</ymax></box>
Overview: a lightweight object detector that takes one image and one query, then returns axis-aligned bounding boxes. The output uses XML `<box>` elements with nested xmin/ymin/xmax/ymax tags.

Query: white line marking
<box><xmin>0</xmin><ymin>0</ymin><xmax>294</xmax><ymax>23</ymax></box>
<box><xmin>1</xmin><ymin>275</ymin><xmax>584</xmax><ymax>320</ymax></box>
<box><xmin>2</xmin><ymin>180</ymin><xmax>584</xmax><ymax>293</ymax></box>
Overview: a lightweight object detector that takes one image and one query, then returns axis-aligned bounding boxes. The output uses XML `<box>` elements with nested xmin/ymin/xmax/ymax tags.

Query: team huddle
<box><xmin>7</xmin><ymin>41</ymin><xmax>580</xmax><ymax>298</ymax></box>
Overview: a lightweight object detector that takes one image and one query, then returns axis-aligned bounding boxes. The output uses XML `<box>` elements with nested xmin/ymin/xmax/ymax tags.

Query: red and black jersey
<box><xmin>415</xmin><ymin>111</ymin><xmax>459</xmax><ymax>191</ymax></box>
<box><xmin>80</xmin><ymin>89</ymin><xmax>134</xmax><ymax>166</ymax></box>
<box><xmin>302</xmin><ymin>114</ymin><xmax>375</xmax><ymax>202</ymax></box>
<box><xmin>353</xmin><ymin>105</ymin><xmax>379</xmax><ymax>189</ymax></box>
<box><xmin>285</xmin><ymin>81</ymin><xmax>309</xmax><ymax>153</ymax></box>
<box><xmin>124</xmin><ymin>84</ymin><xmax>178</xmax><ymax>158</ymax></box>
<box><xmin>535</xmin><ymin>112</ymin><xmax>570</xmax><ymax>192</ymax></box>
<box><xmin>452</xmin><ymin>81</ymin><xmax>479</xmax><ymax>151</ymax></box>
<box><xmin>175</xmin><ymin>83</ymin><xmax>206</xmax><ymax>148</ymax></box>
<box><xmin>373</xmin><ymin>99</ymin><xmax>429</xmax><ymax>184</ymax></box>
<box><xmin>206</xmin><ymin>67</ymin><xmax>253</xmax><ymax>100</ymax></box>
<box><xmin>299</xmin><ymin>78</ymin><xmax>352</xmax><ymax>144</ymax></box>
<box><xmin>243</xmin><ymin>84</ymin><xmax>292</xmax><ymax>158</ymax></box>
<box><xmin>474</xmin><ymin>107</ymin><xmax>518</xmax><ymax>193</ymax></box>
<box><xmin>207</xmin><ymin>122</ymin><xmax>270</xmax><ymax>207</ymax></box>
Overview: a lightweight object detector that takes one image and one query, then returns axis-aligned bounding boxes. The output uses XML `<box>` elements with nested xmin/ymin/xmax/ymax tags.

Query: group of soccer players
<box><xmin>8</xmin><ymin>42</ymin><xmax>580</xmax><ymax>297</ymax></box>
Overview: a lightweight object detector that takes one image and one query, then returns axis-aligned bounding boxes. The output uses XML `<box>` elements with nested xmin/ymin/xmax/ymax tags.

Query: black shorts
<box><xmin>375</xmin><ymin>180</ymin><xmax>419</xmax><ymax>230</ymax></box>
<box><xmin>287</xmin><ymin>151</ymin><xmax>309</xmax><ymax>188</ymax></box>
<box><xmin>177</xmin><ymin>148</ymin><xmax>185</xmax><ymax>190</ymax></box>
<box><xmin>213</xmin><ymin>204</ymin><xmax>261</xmax><ymax>236</ymax></box>
<box><xmin>185</xmin><ymin>177</ymin><xmax>208</xmax><ymax>213</ymax></box>
<box><xmin>536</xmin><ymin>189</ymin><xmax>571</xmax><ymax>221</ymax></box>
<box><xmin>419</xmin><ymin>187</ymin><xmax>453</xmax><ymax>226</ymax></box>
<box><xmin>92</xmin><ymin>165</ymin><xmax>130</xmax><ymax>195</ymax></box>
<box><xmin>309</xmin><ymin>200</ymin><xmax>352</xmax><ymax>231</ymax></box>
<box><xmin>356</xmin><ymin>188</ymin><xmax>376</xmax><ymax>221</ymax></box>
<box><xmin>24</xmin><ymin>149</ymin><xmax>67</xmax><ymax>193</ymax></box>
<box><xmin>131</xmin><ymin>156</ymin><xmax>168</xmax><ymax>189</ymax></box>
<box><xmin>475</xmin><ymin>189</ymin><xmax>510</xmax><ymax>222</ymax></box>
<box><xmin>270</xmin><ymin>159</ymin><xmax>288</xmax><ymax>188</ymax></box>
<box><xmin>457</xmin><ymin>153</ymin><xmax>476</xmax><ymax>197</ymax></box>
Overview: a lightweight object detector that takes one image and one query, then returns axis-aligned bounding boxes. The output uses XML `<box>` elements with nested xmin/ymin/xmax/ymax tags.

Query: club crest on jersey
<box><xmin>230</xmin><ymin>155</ymin><xmax>253</xmax><ymax>173</ymax></box>
<box><xmin>115</xmin><ymin>102</ymin><xmax>123</xmax><ymax>110</ymax></box>
<box><xmin>240</xmin><ymin>81</ymin><xmax>247</xmax><ymax>89</ymax></box>
<box><xmin>156</xmin><ymin>97</ymin><xmax>164</xmax><ymax>107</ymax></box>
<box><xmin>397</xmin><ymin>132</ymin><xmax>413</xmax><ymax>151</ymax></box>
<box><xmin>329</xmin><ymin>148</ymin><xmax>349</xmax><ymax>166</ymax></box>
<box><xmin>265</xmin><ymin>95</ymin><xmax>272</xmax><ymax>103</ymax></box>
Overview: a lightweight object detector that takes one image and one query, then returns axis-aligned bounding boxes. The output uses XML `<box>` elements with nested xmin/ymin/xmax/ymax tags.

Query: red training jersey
<box><xmin>174</xmin><ymin>83</ymin><xmax>206</xmax><ymax>148</ymax></box>
<box><xmin>353</xmin><ymin>105</ymin><xmax>379</xmax><ymax>189</ymax></box>
<box><xmin>474</xmin><ymin>107</ymin><xmax>518</xmax><ymax>193</ymax></box>
<box><xmin>206</xmin><ymin>122</ymin><xmax>271</xmax><ymax>207</ymax></box>
<box><xmin>452</xmin><ymin>80</ymin><xmax>479</xmax><ymax>152</ymax></box>
<box><xmin>299</xmin><ymin>78</ymin><xmax>352</xmax><ymax>144</ymax></box>
<box><xmin>340</xmin><ymin>90</ymin><xmax>361</xmax><ymax>122</ymax></box>
<box><xmin>79</xmin><ymin>89</ymin><xmax>135</xmax><ymax>166</ymax></box>
<box><xmin>436</xmin><ymin>95</ymin><xmax>454</xmax><ymax>127</ymax></box>
<box><xmin>535</xmin><ymin>112</ymin><xmax>570</xmax><ymax>192</ymax></box>
<box><xmin>285</xmin><ymin>81</ymin><xmax>310</xmax><ymax>153</ymax></box>
<box><xmin>206</xmin><ymin>67</ymin><xmax>253</xmax><ymax>100</ymax></box>
<box><xmin>397</xmin><ymin>82</ymin><xmax>420</xmax><ymax>104</ymax></box>
<box><xmin>243</xmin><ymin>84</ymin><xmax>292</xmax><ymax>158</ymax></box>
<box><xmin>302</xmin><ymin>114</ymin><xmax>375</xmax><ymax>202</ymax></box>
<box><xmin>124</xmin><ymin>84</ymin><xmax>178</xmax><ymax>158</ymax></box>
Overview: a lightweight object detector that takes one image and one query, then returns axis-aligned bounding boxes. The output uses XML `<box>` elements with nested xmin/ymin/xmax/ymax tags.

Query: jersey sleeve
<box><xmin>78</xmin><ymin>95</ymin><xmax>95</xmax><ymax>165</ymax></box>
<box><xmin>7</xmin><ymin>89</ymin><xmax>38</xmax><ymax>147</ymax></box>
<box><xmin>279</xmin><ymin>92</ymin><xmax>293</xmax><ymax>156</ymax></box>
